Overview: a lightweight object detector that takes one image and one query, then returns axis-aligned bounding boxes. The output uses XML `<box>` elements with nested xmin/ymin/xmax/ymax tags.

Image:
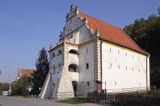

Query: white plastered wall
<box><xmin>79</xmin><ymin>42</ymin><xmax>96</xmax><ymax>96</ymax></box>
<box><xmin>101</xmin><ymin>41</ymin><xmax>149</xmax><ymax>93</ymax></box>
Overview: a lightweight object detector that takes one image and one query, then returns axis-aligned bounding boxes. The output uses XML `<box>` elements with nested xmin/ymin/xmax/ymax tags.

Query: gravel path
<box><xmin>0</xmin><ymin>96</ymin><xmax>103</xmax><ymax>106</ymax></box>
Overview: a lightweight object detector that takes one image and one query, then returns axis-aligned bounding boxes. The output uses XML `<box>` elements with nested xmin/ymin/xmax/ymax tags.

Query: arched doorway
<box><xmin>72</xmin><ymin>81</ymin><xmax>78</xmax><ymax>97</ymax></box>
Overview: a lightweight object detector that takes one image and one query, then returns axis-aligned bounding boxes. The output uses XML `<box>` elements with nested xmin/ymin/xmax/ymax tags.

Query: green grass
<box><xmin>59</xmin><ymin>98</ymin><xmax>88</xmax><ymax>104</ymax></box>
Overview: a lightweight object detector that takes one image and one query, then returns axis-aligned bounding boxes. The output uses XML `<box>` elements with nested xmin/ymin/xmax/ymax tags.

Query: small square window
<box><xmin>126</xmin><ymin>52</ymin><xmax>127</xmax><ymax>56</ymax></box>
<box><xmin>118</xmin><ymin>50</ymin><xmax>120</xmax><ymax>54</ymax></box>
<box><xmin>110</xmin><ymin>48</ymin><xmax>111</xmax><ymax>52</ymax></box>
<box><xmin>132</xmin><ymin>67</ymin><xmax>134</xmax><ymax>71</ymax></box>
<box><xmin>115</xmin><ymin>82</ymin><xmax>117</xmax><ymax>86</ymax></box>
<box><xmin>118</xmin><ymin>65</ymin><xmax>120</xmax><ymax>69</ymax></box>
<box><xmin>86</xmin><ymin>63</ymin><xmax>89</xmax><ymax>69</ymax></box>
<box><xmin>139</xmin><ymin>69</ymin><xmax>140</xmax><ymax>72</ymax></box>
<box><xmin>109</xmin><ymin>63</ymin><xmax>112</xmax><ymax>69</ymax></box>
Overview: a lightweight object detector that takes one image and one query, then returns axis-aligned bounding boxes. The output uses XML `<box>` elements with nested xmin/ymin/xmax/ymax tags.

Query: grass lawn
<box><xmin>59</xmin><ymin>98</ymin><xmax>88</xmax><ymax>104</ymax></box>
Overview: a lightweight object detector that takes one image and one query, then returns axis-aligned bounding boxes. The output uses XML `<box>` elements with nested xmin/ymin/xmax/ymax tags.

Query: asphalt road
<box><xmin>0</xmin><ymin>96</ymin><xmax>102</xmax><ymax>106</ymax></box>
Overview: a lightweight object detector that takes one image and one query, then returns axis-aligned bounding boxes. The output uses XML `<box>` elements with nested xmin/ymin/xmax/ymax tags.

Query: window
<box><xmin>118</xmin><ymin>65</ymin><xmax>120</xmax><ymax>69</ymax></box>
<box><xmin>118</xmin><ymin>50</ymin><xmax>120</xmax><ymax>54</ymax></box>
<box><xmin>68</xmin><ymin>64</ymin><xmax>77</xmax><ymax>72</ymax></box>
<box><xmin>57</xmin><ymin>50</ymin><xmax>62</xmax><ymax>56</ymax></box>
<box><xmin>138</xmin><ymin>69</ymin><xmax>140</xmax><ymax>72</ymax></box>
<box><xmin>87</xmin><ymin>81</ymin><xmax>90</xmax><ymax>86</ymax></box>
<box><xmin>86</xmin><ymin>63</ymin><xmax>89</xmax><ymax>69</ymax></box>
<box><xmin>126</xmin><ymin>52</ymin><xmax>127</xmax><ymax>56</ymax></box>
<box><xmin>51</xmin><ymin>52</ymin><xmax>55</xmax><ymax>58</ymax></box>
<box><xmin>115</xmin><ymin>82</ymin><xmax>117</xmax><ymax>86</ymax></box>
<box><xmin>132</xmin><ymin>67</ymin><xmax>134</xmax><ymax>71</ymax></box>
<box><xmin>109</xmin><ymin>63</ymin><xmax>112</xmax><ymax>69</ymax></box>
<box><xmin>52</xmin><ymin>66</ymin><xmax>56</xmax><ymax>74</ymax></box>
<box><xmin>110</xmin><ymin>48</ymin><xmax>112</xmax><ymax>52</ymax></box>
<box><xmin>86</xmin><ymin>48</ymin><xmax>88</xmax><ymax>53</ymax></box>
<box><xmin>58</xmin><ymin>63</ymin><xmax>62</xmax><ymax>73</ymax></box>
<box><xmin>69</xmin><ymin>49</ymin><xmax>79</xmax><ymax>55</ymax></box>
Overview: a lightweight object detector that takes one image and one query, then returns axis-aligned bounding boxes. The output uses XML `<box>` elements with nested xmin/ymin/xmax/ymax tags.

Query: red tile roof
<box><xmin>78</xmin><ymin>12</ymin><xmax>149</xmax><ymax>55</ymax></box>
<box><xmin>18</xmin><ymin>68</ymin><xmax>34</xmax><ymax>78</ymax></box>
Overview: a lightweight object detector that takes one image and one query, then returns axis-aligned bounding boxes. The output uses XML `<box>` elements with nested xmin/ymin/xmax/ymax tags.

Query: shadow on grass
<box><xmin>59</xmin><ymin>98</ymin><xmax>88</xmax><ymax>104</ymax></box>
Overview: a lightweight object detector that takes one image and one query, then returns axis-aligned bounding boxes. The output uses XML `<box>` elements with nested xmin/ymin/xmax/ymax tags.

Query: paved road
<box><xmin>0</xmin><ymin>96</ymin><xmax>103</xmax><ymax>106</ymax></box>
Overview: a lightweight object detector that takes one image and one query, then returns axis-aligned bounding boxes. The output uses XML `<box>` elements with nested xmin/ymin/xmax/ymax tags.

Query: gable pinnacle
<box><xmin>75</xmin><ymin>5</ymin><xmax>79</xmax><ymax>13</ymax></box>
<box><xmin>70</xmin><ymin>4</ymin><xmax>75</xmax><ymax>12</ymax></box>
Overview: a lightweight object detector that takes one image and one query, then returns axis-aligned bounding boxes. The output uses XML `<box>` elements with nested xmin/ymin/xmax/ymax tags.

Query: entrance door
<box><xmin>72</xmin><ymin>81</ymin><xmax>78</xmax><ymax>97</ymax></box>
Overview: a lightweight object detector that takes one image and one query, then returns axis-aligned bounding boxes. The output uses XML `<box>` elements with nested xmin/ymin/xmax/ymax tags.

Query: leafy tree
<box><xmin>11</xmin><ymin>76</ymin><xmax>32</xmax><ymax>96</ymax></box>
<box><xmin>31</xmin><ymin>48</ymin><xmax>49</xmax><ymax>96</ymax></box>
<box><xmin>123</xmin><ymin>14</ymin><xmax>160</xmax><ymax>88</ymax></box>
<box><xmin>0</xmin><ymin>82</ymin><xmax>9</xmax><ymax>95</ymax></box>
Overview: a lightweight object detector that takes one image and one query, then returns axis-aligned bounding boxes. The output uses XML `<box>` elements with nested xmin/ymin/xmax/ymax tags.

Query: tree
<box><xmin>11</xmin><ymin>76</ymin><xmax>32</xmax><ymax>96</ymax></box>
<box><xmin>31</xmin><ymin>48</ymin><xmax>49</xmax><ymax>96</ymax></box>
<box><xmin>123</xmin><ymin>14</ymin><xmax>160</xmax><ymax>88</ymax></box>
<box><xmin>0</xmin><ymin>82</ymin><xmax>9</xmax><ymax>95</ymax></box>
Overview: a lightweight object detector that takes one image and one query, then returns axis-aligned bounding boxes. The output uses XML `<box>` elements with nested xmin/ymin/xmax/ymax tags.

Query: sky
<box><xmin>0</xmin><ymin>0</ymin><xmax>159</xmax><ymax>83</ymax></box>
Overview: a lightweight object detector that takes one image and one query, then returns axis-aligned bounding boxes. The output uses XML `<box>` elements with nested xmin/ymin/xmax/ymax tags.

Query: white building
<box><xmin>40</xmin><ymin>5</ymin><xmax>150</xmax><ymax>99</ymax></box>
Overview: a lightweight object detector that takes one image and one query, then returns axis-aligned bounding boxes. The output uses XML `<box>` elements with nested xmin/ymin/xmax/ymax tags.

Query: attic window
<box><xmin>69</xmin><ymin>49</ymin><xmax>79</xmax><ymax>55</ymax></box>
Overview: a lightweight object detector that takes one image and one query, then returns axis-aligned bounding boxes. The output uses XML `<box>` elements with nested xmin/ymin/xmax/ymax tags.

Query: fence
<box><xmin>87</xmin><ymin>86</ymin><xmax>154</xmax><ymax>104</ymax></box>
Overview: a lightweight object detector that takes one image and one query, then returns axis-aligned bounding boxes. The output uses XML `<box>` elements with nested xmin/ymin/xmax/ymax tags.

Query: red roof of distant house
<box><xmin>78</xmin><ymin>12</ymin><xmax>149</xmax><ymax>55</ymax></box>
<box><xmin>18</xmin><ymin>68</ymin><xmax>34</xmax><ymax>78</ymax></box>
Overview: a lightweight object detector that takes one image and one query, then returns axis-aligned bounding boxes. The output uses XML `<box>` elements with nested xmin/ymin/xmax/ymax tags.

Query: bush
<box><xmin>112</xmin><ymin>90</ymin><xmax>160</xmax><ymax>106</ymax></box>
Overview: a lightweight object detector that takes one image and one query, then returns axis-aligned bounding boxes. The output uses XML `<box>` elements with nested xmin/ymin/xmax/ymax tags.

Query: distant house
<box><xmin>17</xmin><ymin>68</ymin><xmax>34</xmax><ymax>79</ymax></box>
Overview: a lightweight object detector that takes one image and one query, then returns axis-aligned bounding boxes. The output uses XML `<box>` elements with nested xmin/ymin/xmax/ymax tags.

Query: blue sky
<box><xmin>0</xmin><ymin>0</ymin><xmax>159</xmax><ymax>82</ymax></box>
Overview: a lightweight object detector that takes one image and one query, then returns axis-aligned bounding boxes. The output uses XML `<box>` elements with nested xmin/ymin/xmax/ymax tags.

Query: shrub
<box><xmin>112</xmin><ymin>90</ymin><xmax>160</xmax><ymax>106</ymax></box>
